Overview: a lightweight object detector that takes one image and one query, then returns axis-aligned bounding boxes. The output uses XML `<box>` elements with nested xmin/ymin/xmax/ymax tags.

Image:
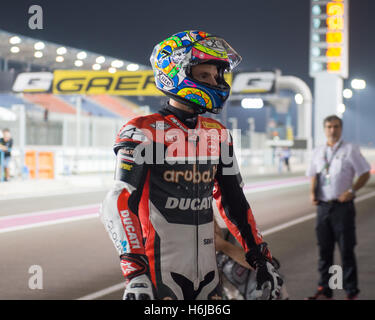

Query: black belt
<box><xmin>318</xmin><ymin>199</ymin><xmax>352</xmax><ymax>206</ymax></box>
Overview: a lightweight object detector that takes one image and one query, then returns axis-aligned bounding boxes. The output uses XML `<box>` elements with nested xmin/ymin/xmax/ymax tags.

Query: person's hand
<box><xmin>123</xmin><ymin>274</ymin><xmax>155</xmax><ymax>300</ymax></box>
<box><xmin>310</xmin><ymin>193</ymin><xmax>319</xmax><ymax>205</ymax></box>
<box><xmin>338</xmin><ymin>190</ymin><xmax>355</xmax><ymax>203</ymax></box>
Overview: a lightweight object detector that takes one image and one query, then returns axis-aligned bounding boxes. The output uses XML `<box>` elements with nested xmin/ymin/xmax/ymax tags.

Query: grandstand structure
<box><xmin>0</xmin><ymin>30</ymin><xmax>313</xmax><ymax>181</ymax></box>
<box><xmin>0</xmin><ymin>29</ymin><xmax>152</xmax><ymax>178</ymax></box>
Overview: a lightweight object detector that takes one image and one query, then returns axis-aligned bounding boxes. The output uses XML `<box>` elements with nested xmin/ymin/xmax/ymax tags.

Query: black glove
<box><xmin>245</xmin><ymin>243</ymin><xmax>283</xmax><ymax>300</ymax></box>
<box><xmin>120</xmin><ymin>253</ymin><xmax>155</xmax><ymax>300</ymax></box>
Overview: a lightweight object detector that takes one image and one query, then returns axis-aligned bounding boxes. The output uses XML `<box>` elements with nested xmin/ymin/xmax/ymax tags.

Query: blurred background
<box><xmin>0</xmin><ymin>0</ymin><xmax>374</xmax><ymax>301</ymax></box>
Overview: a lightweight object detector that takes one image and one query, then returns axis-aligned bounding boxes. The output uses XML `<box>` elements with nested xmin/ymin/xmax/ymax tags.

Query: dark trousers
<box><xmin>316</xmin><ymin>200</ymin><xmax>359</xmax><ymax>296</ymax></box>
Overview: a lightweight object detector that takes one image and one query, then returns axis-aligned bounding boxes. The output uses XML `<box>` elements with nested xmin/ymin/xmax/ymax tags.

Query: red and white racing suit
<box><xmin>100</xmin><ymin>106</ymin><xmax>271</xmax><ymax>300</ymax></box>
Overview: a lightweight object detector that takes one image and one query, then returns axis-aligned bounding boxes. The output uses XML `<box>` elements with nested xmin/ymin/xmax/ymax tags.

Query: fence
<box><xmin>0</xmin><ymin>113</ymin><xmax>126</xmax><ymax>148</ymax></box>
<box><xmin>2</xmin><ymin>110</ymin><xmax>375</xmax><ymax>179</ymax></box>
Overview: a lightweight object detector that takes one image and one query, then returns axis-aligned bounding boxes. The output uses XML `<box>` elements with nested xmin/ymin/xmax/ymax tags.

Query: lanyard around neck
<box><xmin>323</xmin><ymin>140</ymin><xmax>342</xmax><ymax>173</ymax></box>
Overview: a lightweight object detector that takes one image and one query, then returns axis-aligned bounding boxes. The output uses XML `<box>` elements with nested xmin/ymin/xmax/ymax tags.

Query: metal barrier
<box><xmin>5</xmin><ymin>146</ymin><xmax>375</xmax><ymax>180</ymax></box>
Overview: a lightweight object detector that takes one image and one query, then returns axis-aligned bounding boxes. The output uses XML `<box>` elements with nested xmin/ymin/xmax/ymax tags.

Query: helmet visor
<box><xmin>192</xmin><ymin>36</ymin><xmax>242</xmax><ymax>71</ymax></box>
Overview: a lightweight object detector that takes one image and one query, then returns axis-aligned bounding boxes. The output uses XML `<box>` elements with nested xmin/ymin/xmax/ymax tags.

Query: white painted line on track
<box><xmin>243</xmin><ymin>177</ymin><xmax>309</xmax><ymax>194</ymax></box>
<box><xmin>0</xmin><ymin>203</ymin><xmax>100</xmax><ymax>220</ymax></box>
<box><xmin>0</xmin><ymin>203</ymin><xmax>100</xmax><ymax>234</ymax></box>
<box><xmin>0</xmin><ymin>213</ymin><xmax>99</xmax><ymax>234</ymax></box>
<box><xmin>77</xmin><ymin>283</ymin><xmax>125</xmax><ymax>300</ymax></box>
<box><xmin>262</xmin><ymin>213</ymin><xmax>317</xmax><ymax>236</ymax></box>
<box><xmin>0</xmin><ymin>177</ymin><xmax>307</xmax><ymax>234</ymax></box>
<box><xmin>77</xmin><ymin>190</ymin><xmax>375</xmax><ymax>300</ymax></box>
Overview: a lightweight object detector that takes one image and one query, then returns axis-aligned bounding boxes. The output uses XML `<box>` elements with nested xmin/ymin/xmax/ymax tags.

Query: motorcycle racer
<box><xmin>100</xmin><ymin>30</ymin><xmax>283</xmax><ymax>300</ymax></box>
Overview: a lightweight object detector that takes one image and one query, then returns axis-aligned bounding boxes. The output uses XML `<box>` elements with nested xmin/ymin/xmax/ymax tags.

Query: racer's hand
<box><xmin>250</xmin><ymin>260</ymin><xmax>283</xmax><ymax>300</ymax></box>
<box><xmin>245</xmin><ymin>244</ymin><xmax>283</xmax><ymax>300</ymax></box>
<box><xmin>120</xmin><ymin>253</ymin><xmax>155</xmax><ymax>300</ymax></box>
<box><xmin>123</xmin><ymin>274</ymin><xmax>155</xmax><ymax>300</ymax></box>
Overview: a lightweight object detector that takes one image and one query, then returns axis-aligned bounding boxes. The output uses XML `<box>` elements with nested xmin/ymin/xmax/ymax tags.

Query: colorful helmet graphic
<box><xmin>150</xmin><ymin>30</ymin><xmax>242</xmax><ymax>114</ymax></box>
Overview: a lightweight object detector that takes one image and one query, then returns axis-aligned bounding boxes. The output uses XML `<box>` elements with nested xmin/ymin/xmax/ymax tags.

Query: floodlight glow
<box><xmin>343</xmin><ymin>88</ymin><xmax>352</xmax><ymax>99</ymax></box>
<box><xmin>57</xmin><ymin>47</ymin><xmax>67</xmax><ymax>55</ymax></box>
<box><xmin>337</xmin><ymin>103</ymin><xmax>346</xmax><ymax>114</ymax></box>
<box><xmin>127</xmin><ymin>63</ymin><xmax>139</xmax><ymax>71</ymax></box>
<box><xmin>10</xmin><ymin>46</ymin><xmax>20</xmax><ymax>53</ymax></box>
<box><xmin>92</xmin><ymin>64</ymin><xmax>101</xmax><ymax>70</ymax></box>
<box><xmin>34</xmin><ymin>51</ymin><xmax>43</xmax><ymax>58</ymax></box>
<box><xmin>34</xmin><ymin>42</ymin><xmax>45</xmax><ymax>50</ymax></box>
<box><xmin>111</xmin><ymin>60</ymin><xmax>124</xmax><ymax>68</ymax></box>
<box><xmin>96</xmin><ymin>56</ymin><xmax>105</xmax><ymax>64</ymax></box>
<box><xmin>74</xmin><ymin>60</ymin><xmax>83</xmax><ymax>67</ymax></box>
<box><xmin>108</xmin><ymin>67</ymin><xmax>117</xmax><ymax>73</ymax></box>
<box><xmin>351</xmin><ymin>79</ymin><xmax>366</xmax><ymax>90</ymax></box>
<box><xmin>295</xmin><ymin>93</ymin><xmax>304</xmax><ymax>105</ymax></box>
<box><xmin>241</xmin><ymin>98</ymin><xmax>264</xmax><ymax>109</ymax></box>
<box><xmin>77</xmin><ymin>51</ymin><xmax>87</xmax><ymax>60</ymax></box>
<box><xmin>9</xmin><ymin>36</ymin><xmax>21</xmax><ymax>45</ymax></box>
<box><xmin>56</xmin><ymin>56</ymin><xmax>64</xmax><ymax>63</ymax></box>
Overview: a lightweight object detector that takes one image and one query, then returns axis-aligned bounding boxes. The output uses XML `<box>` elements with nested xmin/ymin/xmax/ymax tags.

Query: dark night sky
<box><xmin>0</xmin><ymin>0</ymin><xmax>374</xmax><ymax>145</ymax></box>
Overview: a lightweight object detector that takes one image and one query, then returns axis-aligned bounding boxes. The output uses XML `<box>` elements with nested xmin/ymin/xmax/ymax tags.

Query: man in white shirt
<box><xmin>306</xmin><ymin>115</ymin><xmax>370</xmax><ymax>300</ymax></box>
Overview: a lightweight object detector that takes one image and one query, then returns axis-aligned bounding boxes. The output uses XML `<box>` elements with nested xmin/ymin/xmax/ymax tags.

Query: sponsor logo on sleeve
<box><xmin>201</xmin><ymin>121</ymin><xmax>222</xmax><ymax>129</ymax></box>
<box><xmin>119</xmin><ymin>147</ymin><xmax>138</xmax><ymax>163</ymax></box>
<box><xmin>118</xmin><ymin>125</ymin><xmax>147</xmax><ymax>142</ymax></box>
<box><xmin>150</xmin><ymin>121</ymin><xmax>171</xmax><ymax>130</ymax></box>
<box><xmin>119</xmin><ymin>210</ymin><xmax>141</xmax><ymax>250</ymax></box>
<box><xmin>120</xmin><ymin>163</ymin><xmax>133</xmax><ymax>171</ymax></box>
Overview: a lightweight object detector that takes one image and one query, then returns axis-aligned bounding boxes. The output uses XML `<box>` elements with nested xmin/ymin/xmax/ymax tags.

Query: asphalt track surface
<box><xmin>1</xmin><ymin>174</ymin><xmax>374</xmax><ymax>300</ymax></box>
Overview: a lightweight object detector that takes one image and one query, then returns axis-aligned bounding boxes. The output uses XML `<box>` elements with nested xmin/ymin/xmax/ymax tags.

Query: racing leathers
<box><xmin>100</xmin><ymin>104</ymin><xmax>277</xmax><ymax>300</ymax></box>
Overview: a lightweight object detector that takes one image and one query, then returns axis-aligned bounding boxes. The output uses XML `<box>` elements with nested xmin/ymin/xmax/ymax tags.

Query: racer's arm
<box><xmin>100</xmin><ymin>121</ymin><xmax>155</xmax><ymax>299</ymax></box>
<box><xmin>213</xmin><ymin>133</ymin><xmax>270</xmax><ymax>262</ymax></box>
<box><xmin>213</xmin><ymin>132</ymin><xmax>282</xmax><ymax>299</ymax></box>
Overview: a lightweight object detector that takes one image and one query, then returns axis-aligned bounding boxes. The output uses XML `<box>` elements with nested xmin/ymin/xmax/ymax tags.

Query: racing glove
<box><xmin>120</xmin><ymin>253</ymin><xmax>155</xmax><ymax>300</ymax></box>
<box><xmin>245</xmin><ymin>243</ymin><xmax>283</xmax><ymax>300</ymax></box>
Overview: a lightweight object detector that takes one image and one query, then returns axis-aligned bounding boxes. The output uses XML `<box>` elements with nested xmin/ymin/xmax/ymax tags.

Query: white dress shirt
<box><xmin>306</xmin><ymin>139</ymin><xmax>371</xmax><ymax>201</ymax></box>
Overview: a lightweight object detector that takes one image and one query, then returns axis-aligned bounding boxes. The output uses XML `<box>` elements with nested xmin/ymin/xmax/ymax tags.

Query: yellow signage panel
<box><xmin>326</xmin><ymin>47</ymin><xmax>342</xmax><ymax>57</ymax></box>
<box><xmin>327</xmin><ymin>2</ymin><xmax>344</xmax><ymax>15</ymax></box>
<box><xmin>309</xmin><ymin>0</ymin><xmax>348</xmax><ymax>78</ymax></box>
<box><xmin>53</xmin><ymin>70</ymin><xmax>161</xmax><ymax>95</ymax></box>
<box><xmin>53</xmin><ymin>70</ymin><xmax>232</xmax><ymax>95</ymax></box>
<box><xmin>326</xmin><ymin>31</ymin><xmax>343</xmax><ymax>43</ymax></box>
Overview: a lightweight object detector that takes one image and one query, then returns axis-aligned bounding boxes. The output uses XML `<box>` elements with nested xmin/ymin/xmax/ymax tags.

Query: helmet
<box><xmin>150</xmin><ymin>30</ymin><xmax>242</xmax><ymax>114</ymax></box>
